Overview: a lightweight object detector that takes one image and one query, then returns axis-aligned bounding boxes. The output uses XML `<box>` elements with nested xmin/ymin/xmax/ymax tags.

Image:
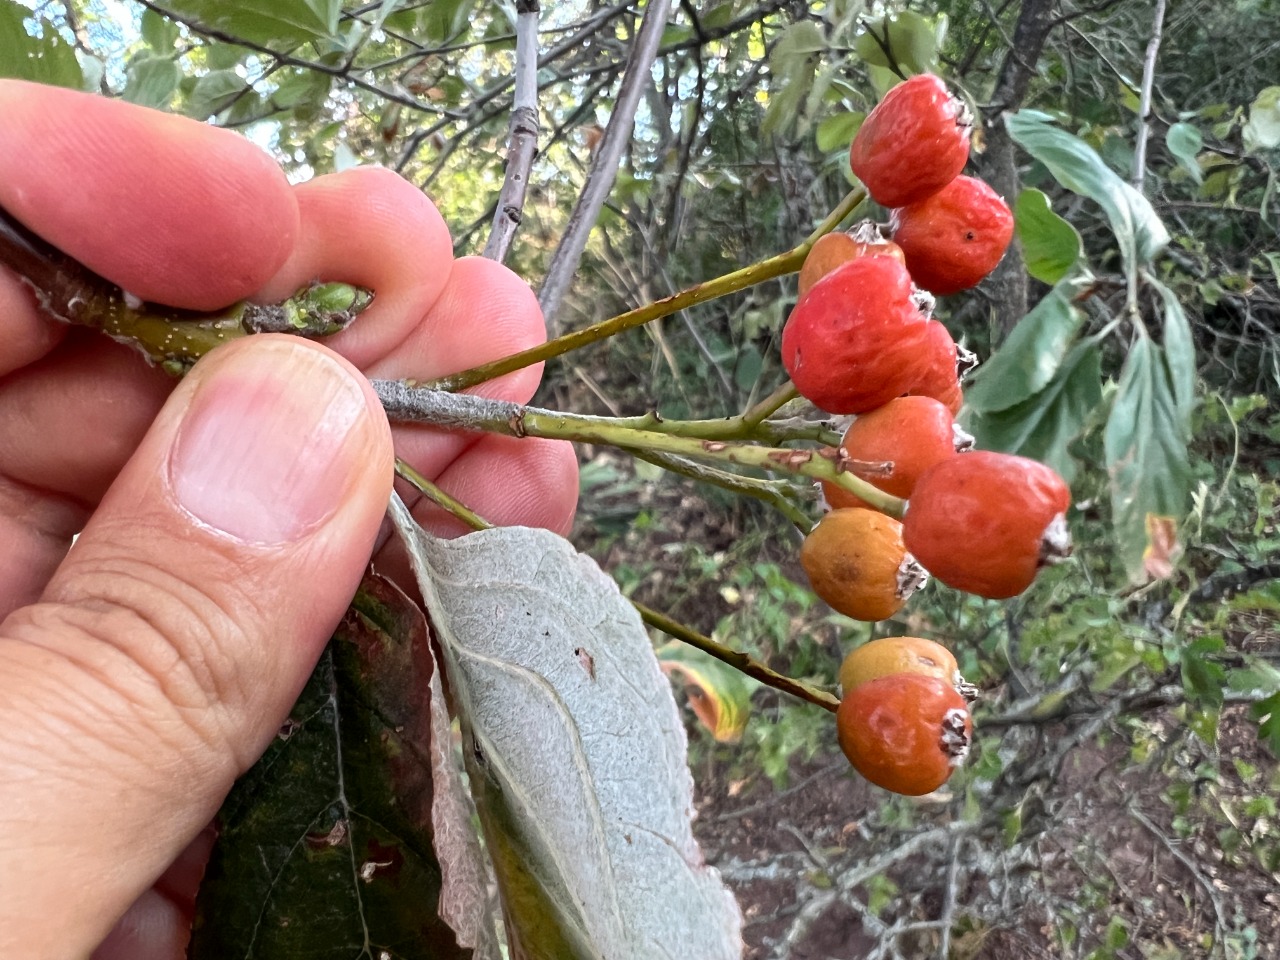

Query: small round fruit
<box><xmin>838</xmin><ymin>636</ymin><xmax>961</xmax><ymax>695</ymax></box>
<box><xmin>837</xmin><ymin>674</ymin><xmax>972</xmax><ymax>796</ymax></box>
<box><xmin>903</xmin><ymin>451</ymin><xmax>1072</xmax><ymax>599</ymax></box>
<box><xmin>892</xmin><ymin>175</ymin><xmax>1015</xmax><ymax>295</ymax></box>
<box><xmin>823</xmin><ymin>396</ymin><xmax>970</xmax><ymax>510</ymax></box>
<box><xmin>800</xmin><ymin>509</ymin><xmax>926</xmax><ymax>622</ymax></box>
<box><xmin>850</xmin><ymin>74</ymin><xmax>972</xmax><ymax>208</ymax></box>
<box><xmin>798</xmin><ymin>228</ymin><xmax>906</xmax><ymax>297</ymax></box>
<box><xmin>781</xmin><ymin>256</ymin><xmax>934</xmax><ymax>414</ymax></box>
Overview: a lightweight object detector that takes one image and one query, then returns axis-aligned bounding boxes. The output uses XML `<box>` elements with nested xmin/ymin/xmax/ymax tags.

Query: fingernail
<box><xmin>169</xmin><ymin>340</ymin><xmax>373</xmax><ymax>543</ymax></box>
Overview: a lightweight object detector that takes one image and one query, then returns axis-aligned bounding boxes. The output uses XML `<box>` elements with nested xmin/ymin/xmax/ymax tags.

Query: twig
<box><xmin>539</xmin><ymin>0</ymin><xmax>675</xmax><ymax>332</ymax></box>
<box><xmin>394</xmin><ymin>459</ymin><xmax>492</xmax><ymax>532</ymax></box>
<box><xmin>423</xmin><ymin>185</ymin><xmax>866</xmax><ymax>392</ymax></box>
<box><xmin>370</xmin><ymin>381</ymin><xmax>907</xmax><ymax>517</ymax></box>
<box><xmin>633</xmin><ymin>601</ymin><xmax>840</xmax><ymax>713</ymax></box>
<box><xmin>483</xmin><ymin>0</ymin><xmax>541</xmax><ymax>263</ymax></box>
<box><xmin>1131</xmin><ymin>0</ymin><xmax>1168</xmax><ymax>191</ymax></box>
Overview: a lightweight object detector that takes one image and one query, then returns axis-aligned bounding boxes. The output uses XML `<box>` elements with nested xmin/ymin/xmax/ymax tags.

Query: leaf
<box><xmin>390</xmin><ymin>499</ymin><xmax>743</xmax><ymax>960</ymax></box>
<box><xmin>158</xmin><ymin>0</ymin><xmax>341</xmax><ymax>46</ymax></box>
<box><xmin>762</xmin><ymin>21</ymin><xmax>825</xmax><ymax>139</ymax></box>
<box><xmin>1251</xmin><ymin>691</ymin><xmax>1280</xmax><ymax>756</ymax></box>
<box><xmin>190</xmin><ymin>574</ymin><xmax>471</xmax><ymax>960</ymax></box>
<box><xmin>123</xmin><ymin>56</ymin><xmax>181</xmax><ymax>109</ymax></box>
<box><xmin>964</xmin><ymin>277</ymin><xmax>1090</xmax><ymax>413</ymax></box>
<box><xmin>1149</xmin><ymin>276</ymin><xmax>1197</xmax><ymax>420</ymax></box>
<box><xmin>1244</xmin><ymin>85</ymin><xmax>1280</xmax><ymax>152</ymax></box>
<box><xmin>853</xmin><ymin>11</ymin><xmax>940</xmax><ymax>76</ymax></box>
<box><xmin>968</xmin><ymin>339</ymin><xmax>1101</xmax><ymax>483</ymax></box>
<box><xmin>1103</xmin><ymin>336</ymin><xmax>1194</xmax><ymax>580</ymax></box>
<box><xmin>657</xmin><ymin>642</ymin><xmax>758</xmax><ymax>743</ymax></box>
<box><xmin>0</xmin><ymin>0</ymin><xmax>83</xmax><ymax>89</ymax></box>
<box><xmin>1181</xmin><ymin>636</ymin><xmax>1227</xmax><ymax>709</ymax></box>
<box><xmin>1165</xmin><ymin>122</ymin><xmax>1204</xmax><ymax>184</ymax></box>
<box><xmin>1014</xmin><ymin>188</ymin><xmax>1082</xmax><ymax>285</ymax></box>
<box><xmin>815</xmin><ymin>110</ymin><xmax>865</xmax><ymax>152</ymax></box>
<box><xmin>141</xmin><ymin>6</ymin><xmax>179</xmax><ymax>51</ymax></box>
<box><xmin>185</xmin><ymin>69</ymin><xmax>249</xmax><ymax>120</ymax></box>
<box><xmin>1005</xmin><ymin>111</ymin><xmax>1170</xmax><ymax>274</ymax></box>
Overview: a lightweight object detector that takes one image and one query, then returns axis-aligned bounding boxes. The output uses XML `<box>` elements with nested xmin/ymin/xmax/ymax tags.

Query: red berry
<box><xmin>906</xmin><ymin>320</ymin><xmax>974</xmax><ymax>414</ymax></box>
<box><xmin>798</xmin><ymin>227</ymin><xmax>906</xmax><ymax>298</ymax></box>
<box><xmin>781</xmin><ymin>256</ymin><xmax>933</xmax><ymax>414</ymax></box>
<box><xmin>837</xmin><ymin>674</ymin><xmax>972</xmax><ymax>796</ymax></box>
<box><xmin>850</xmin><ymin>74</ymin><xmax>972</xmax><ymax>208</ymax></box>
<box><xmin>823</xmin><ymin>396</ymin><xmax>969</xmax><ymax>510</ymax></box>
<box><xmin>892</xmin><ymin>176</ymin><xmax>1015</xmax><ymax>295</ymax></box>
<box><xmin>903</xmin><ymin>451</ymin><xmax>1072</xmax><ymax>599</ymax></box>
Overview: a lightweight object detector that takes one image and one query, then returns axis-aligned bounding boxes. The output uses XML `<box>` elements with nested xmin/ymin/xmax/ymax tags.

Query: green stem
<box><xmin>629</xmin><ymin>449</ymin><xmax>815</xmax><ymax>535</ymax></box>
<box><xmin>372</xmin><ymin>382</ymin><xmax>906</xmax><ymax>518</ymax></box>
<box><xmin>633</xmin><ymin>601</ymin><xmax>840</xmax><ymax>713</ymax></box>
<box><xmin>741</xmin><ymin>380</ymin><xmax>799</xmax><ymax>427</ymax></box>
<box><xmin>419</xmin><ymin>187</ymin><xmax>868</xmax><ymax>392</ymax></box>
<box><xmin>395</xmin><ymin>459</ymin><xmax>493</xmax><ymax>531</ymax></box>
<box><xmin>0</xmin><ymin>205</ymin><xmax>372</xmax><ymax>373</ymax></box>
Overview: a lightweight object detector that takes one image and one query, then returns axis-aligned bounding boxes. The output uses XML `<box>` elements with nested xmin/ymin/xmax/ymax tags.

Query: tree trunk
<box><xmin>979</xmin><ymin>0</ymin><xmax>1056</xmax><ymax>336</ymax></box>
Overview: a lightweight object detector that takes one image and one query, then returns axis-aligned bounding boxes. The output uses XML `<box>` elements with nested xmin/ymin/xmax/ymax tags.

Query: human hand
<box><xmin>0</xmin><ymin>80</ymin><xmax>577</xmax><ymax>959</ymax></box>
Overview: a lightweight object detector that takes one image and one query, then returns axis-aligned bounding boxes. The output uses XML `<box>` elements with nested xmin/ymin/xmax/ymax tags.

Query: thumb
<box><xmin>0</xmin><ymin>336</ymin><xmax>393</xmax><ymax>957</ymax></box>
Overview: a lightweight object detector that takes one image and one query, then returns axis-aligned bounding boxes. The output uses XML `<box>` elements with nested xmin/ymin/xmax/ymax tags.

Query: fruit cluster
<box><xmin>784</xmin><ymin>74</ymin><xmax>1071</xmax><ymax>796</ymax></box>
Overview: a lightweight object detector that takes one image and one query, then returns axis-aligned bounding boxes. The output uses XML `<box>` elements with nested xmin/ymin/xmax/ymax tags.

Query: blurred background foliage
<box><xmin>4</xmin><ymin>0</ymin><xmax>1280</xmax><ymax>955</ymax></box>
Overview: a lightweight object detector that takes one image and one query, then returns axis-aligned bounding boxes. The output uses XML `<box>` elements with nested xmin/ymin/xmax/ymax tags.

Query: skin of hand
<box><xmin>0</xmin><ymin>80</ymin><xmax>579</xmax><ymax>960</ymax></box>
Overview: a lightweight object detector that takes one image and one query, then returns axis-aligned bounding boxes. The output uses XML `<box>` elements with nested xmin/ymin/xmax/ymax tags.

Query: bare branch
<box><xmin>1131</xmin><ymin>0</ymin><xmax>1168</xmax><ymax>191</ymax></box>
<box><xmin>483</xmin><ymin>0</ymin><xmax>541</xmax><ymax>263</ymax></box>
<box><xmin>538</xmin><ymin>0</ymin><xmax>675</xmax><ymax>332</ymax></box>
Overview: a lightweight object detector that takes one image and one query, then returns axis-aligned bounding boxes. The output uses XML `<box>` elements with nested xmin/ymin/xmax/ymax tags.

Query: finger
<box><xmin>0</xmin><ymin>80</ymin><xmax>298</xmax><ymax>312</ymax></box>
<box><xmin>0</xmin><ymin>336</ymin><xmax>392</xmax><ymax>957</ymax></box>
<box><xmin>377</xmin><ymin>435</ymin><xmax>578</xmax><ymax>590</ymax></box>
<box><xmin>255</xmin><ymin>166</ymin><xmax>454</xmax><ymax>369</ymax></box>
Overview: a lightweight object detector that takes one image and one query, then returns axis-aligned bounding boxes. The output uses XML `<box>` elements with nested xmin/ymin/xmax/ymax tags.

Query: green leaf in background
<box><xmin>123</xmin><ymin>55</ymin><xmax>181</xmax><ymax>109</ymax></box>
<box><xmin>189</xmin><ymin>574</ymin><xmax>470</xmax><ymax>960</ymax></box>
<box><xmin>968</xmin><ymin>339</ymin><xmax>1101</xmax><ymax>483</ymax></box>
<box><xmin>657</xmin><ymin>642</ymin><xmax>758</xmax><ymax>743</ymax></box>
<box><xmin>158</xmin><ymin>0</ymin><xmax>341</xmax><ymax>46</ymax></box>
<box><xmin>1014</xmin><ymin>188</ymin><xmax>1083</xmax><ymax>285</ymax></box>
<box><xmin>815</xmin><ymin>110</ymin><xmax>865</xmax><ymax>152</ymax></box>
<box><xmin>0</xmin><ymin>0</ymin><xmax>83</xmax><ymax>89</ymax></box>
<box><xmin>762</xmin><ymin>20</ymin><xmax>825</xmax><ymax>139</ymax></box>
<box><xmin>422</xmin><ymin>0</ymin><xmax>477</xmax><ymax>45</ymax></box>
<box><xmin>184</xmin><ymin>68</ymin><xmax>249</xmax><ymax>120</ymax></box>
<box><xmin>140</xmin><ymin>6</ymin><xmax>179</xmax><ymax>51</ymax></box>
<box><xmin>853</xmin><ymin>11</ymin><xmax>942</xmax><ymax>76</ymax></box>
<box><xmin>1252</xmin><ymin>691</ymin><xmax>1280</xmax><ymax>755</ymax></box>
<box><xmin>1165</xmin><ymin>121</ymin><xmax>1204</xmax><ymax>185</ymax></box>
<box><xmin>1181</xmin><ymin>636</ymin><xmax>1227</xmax><ymax>709</ymax></box>
<box><xmin>965</xmin><ymin>277</ymin><xmax>1090</xmax><ymax>413</ymax></box>
<box><xmin>1103</xmin><ymin>335</ymin><xmax>1194</xmax><ymax>580</ymax></box>
<box><xmin>391</xmin><ymin>500</ymin><xmax>743</xmax><ymax>960</ymax></box>
<box><xmin>1243</xmin><ymin>85</ymin><xmax>1280</xmax><ymax>152</ymax></box>
<box><xmin>1149</xmin><ymin>276</ymin><xmax>1197</xmax><ymax>420</ymax></box>
<box><xmin>1006</xmin><ymin>111</ymin><xmax>1170</xmax><ymax>274</ymax></box>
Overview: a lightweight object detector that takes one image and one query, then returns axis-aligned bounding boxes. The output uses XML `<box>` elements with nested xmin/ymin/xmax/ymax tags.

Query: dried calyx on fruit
<box><xmin>782</xmin><ymin>255</ymin><xmax>934</xmax><ymax>414</ymax></box>
<box><xmin>837</xmin><ymin>674</ymin><xmax>972</xmax><ymax>796</ymax></box>
<box><xmin>800</xmin><ymin>508</ymin><xmax>926</xmax><ymax>622</ymax></box>
<box><xmin>798</xmin><ymin>221</ymin><xmax>905</xmax><ymax>298</ymax></box>
<box><xmin>823</xmin><ymin>395</ymin><xmax>971</xmax><ymax>510</ymax></box>
<box><xmin>903</xmin><ymin>451</ymin><xmax>1072</xmax><ymax>599</ymax></box>
<box><xmin>892</xmin><ymin>175</ymin><xmax>1015</xmax><ymax>295</ymax></box>
<box><xmin>850</xmin><ymin>73</ymin><xmax>973</xmax><ymax>209</ymax></box>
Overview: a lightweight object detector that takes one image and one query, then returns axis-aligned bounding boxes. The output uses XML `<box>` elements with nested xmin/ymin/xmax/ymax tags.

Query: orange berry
<box><xmin>799</xmin><ymin>509</ymin><xmax>926</xmax><ymax>622</ymax></box>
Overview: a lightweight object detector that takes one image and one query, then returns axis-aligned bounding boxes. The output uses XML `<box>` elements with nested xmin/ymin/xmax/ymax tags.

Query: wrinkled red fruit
<box><xmin>904</xmin><ymin>451</ymin><xmax>1072</xmax><ymax>599</ymax></box>
<box><xmin>892</xmin><ymin>175</ymin><xmax>1015</xmax><ymax>295</ymax></box>
<box><xmin>850</xmin><ymin>74</ymin><xmax>972</xmax><ymax>209</ymax></box>
<box><xmin>837</xmin><ymin>674</ymin><xmax>972</xmax><ymax>796</ymax></box>
<box><xmin>823</xmin><ymin>396</ymin><xmax>970</xmax><ymax>510</ymax></box>
<box><xmin>906</xmin><ymin>319</ymin><xmax>973</xmax><ymax>414</ymax></box>
<box><xmin>781</xmin><ymin>256</ymin><xmax>933</xmax><ymax>414</ymax></box>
